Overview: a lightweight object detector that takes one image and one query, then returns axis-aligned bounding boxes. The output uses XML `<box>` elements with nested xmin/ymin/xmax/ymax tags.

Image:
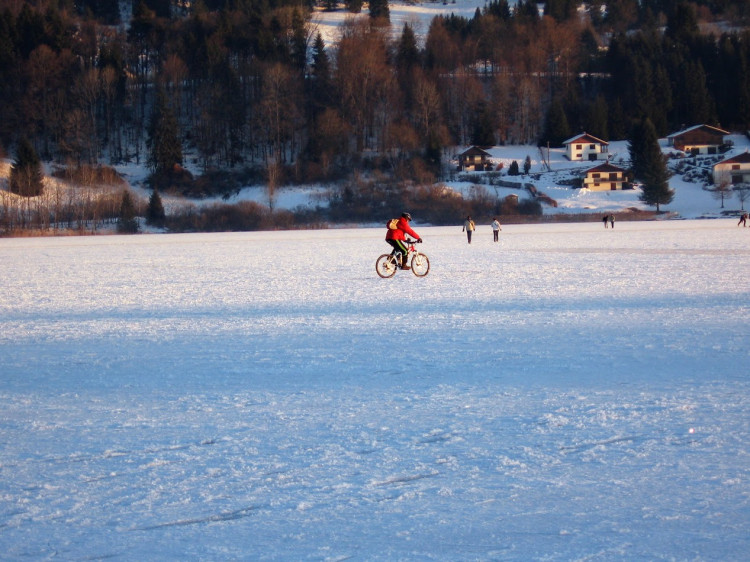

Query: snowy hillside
<box><xmin>168</xmin><ymin>134</ymin><xmax>750</xmax><ymax>221</ymax></box>
<box><xmin>1</xmin><ymin>220</ymin><xmax>749</xmax><ymax>559</ymax></box>
<box><xmin>310</xmin><ymin>0</ymin><xmax>493</xmax><ymax>46</ymax></box>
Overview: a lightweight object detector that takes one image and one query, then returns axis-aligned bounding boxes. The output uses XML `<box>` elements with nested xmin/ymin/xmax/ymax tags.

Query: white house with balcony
<box><xmin>563</xmin><ymin>133</ymin><xmax>609</xmax><ymax>161</ymax></box>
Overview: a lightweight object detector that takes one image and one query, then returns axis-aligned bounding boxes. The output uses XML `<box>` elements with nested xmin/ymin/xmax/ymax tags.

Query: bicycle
<box><xmin>376</xmin><ymin>239</ymin><xmax>430</xmax><ymax>278</ymax></box>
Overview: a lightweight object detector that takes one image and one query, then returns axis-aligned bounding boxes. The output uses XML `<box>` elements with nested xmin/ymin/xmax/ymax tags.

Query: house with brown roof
<box><xmin>583</xmin><ymin>163</ymin><xmax>629</xmax><ymax>191</ymax></box>
<box><xmin>563</xmin><ymin>133</ymin><xmax>609</xmax><ymax>161</ymax></box>
<box><xmin>713</xmin><ymin>151</ymin><xmax>750</xmax><ymax>186</ymax></box>
<box><xmin>457</xmin><ymin>146</ymin><xmax>493</xmax><ymax>171</ymax></box>
<box><xmin>668</xmin><ymin>124</ymin><xmax>730</xmax><ymax>155</ymax></box>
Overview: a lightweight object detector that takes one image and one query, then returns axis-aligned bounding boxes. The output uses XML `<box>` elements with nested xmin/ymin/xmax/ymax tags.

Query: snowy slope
<box><xmin>311</xmin><ymin>0</ymin><xmax>492</xmax><ymax>46</ymax></box>
<box><xmin>1</xmin><ymin>220</ymin><xmax>749</xmax><ymax>560</ymax></box>
<box><xmin>207</xmin><ymin>135</ymin><xmax>750</xmax><ymax>220</ymax></box>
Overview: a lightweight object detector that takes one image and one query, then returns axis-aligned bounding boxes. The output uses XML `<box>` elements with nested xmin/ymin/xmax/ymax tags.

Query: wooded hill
<box><xmin>0</xmin><ymin>0</ymin><xmax>748</xmax><ymax>197</ymax></box>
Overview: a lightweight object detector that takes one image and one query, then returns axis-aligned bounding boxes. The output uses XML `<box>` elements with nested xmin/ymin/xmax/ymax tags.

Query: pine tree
<box><xmin>524</xmin><ymin>155</ymin><xmax>532</xmax><ymax>174</ymax></box>
<box><xmin>540</xmin><ymin>99</ymin><xmax>570</xmax><ymax>147</ymax></box>
<box><xmin>290</xmin><ymin>9</ymin><xmax>307</xmax><ymax>73</ymax></box>
<box><xmin>608</xmin><ymin>98</ymin><xmax>627</xmax><ymax>141</ymax></box>
<box><xmin>471</xmin><ymin>101</ymin><xmax>495</xmax><ymax>147</ymax></box>
<box><xmin>425</xmin><ymin>129</ymin><xmax>443</xmax><ymax>176</ymax></box>
<box><xmin>584</xmin><ymin>96</ymin><xmax>609</xmax><ymax>141</ymax></box>
<box><xmin>10</xmin><ymin>138</ymin><xmax>43</xmax><ymax>197</ymax></box>
<box><xmin>395</xmin><ymin>23</ymin><xmax>419</xmax><ymax>71</ymax></box>
<box><xmin>508</xmin><ymin>160</ymin><xmax>520</xmax><ymax>176</ymax></box>
<box><xmin>146</xmin><ymin>188</ymin><xmax>166</xmax><ymax>227</ymax></box>
<box><xmin>640</xmin><ymin>158</ymin><xmax>674</xmax><ymax>212</ymax></box>
<box><xmin>484</xmin><ymin>0</ymin><xmax>511</xmax><ymax>20</ymax></box>
<box><xmin>310</xmin><ymin>33</ymin><xmax>333</xmax><ymax>114</ymax></box>
<box><xmin>628</xmin><ymin>117</ymin><xmax>657</xmax><ymax>182</ymax></box>
<box><xmin>631</xmin><ymin>118</ymin><xmax>674</xmax><ymax>212</ymax></box>
<box><xmin>346</xmin><ymin>0</ymin><xmax>363</xmax><ymax>13</ymax></box>
<box><xmin>369</xmin><ymin>0</ymin><xmax>390</xmax><ymax>22</ymax></box>
<box><xmin>146</xmin><ymin>87</ymin><xmax>182</xmax><ymax>177</ymax></box>
<box><xmin>118</xmin><ymin>189</ymin><xmax>140</xmax><ymax>233</ymax></box>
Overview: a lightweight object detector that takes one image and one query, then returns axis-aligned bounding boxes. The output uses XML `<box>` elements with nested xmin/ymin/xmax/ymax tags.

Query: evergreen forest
<box><xmin>0</xmin><ymin>0</ymin><xmax>749</xmax><ymax>231</ymax></box>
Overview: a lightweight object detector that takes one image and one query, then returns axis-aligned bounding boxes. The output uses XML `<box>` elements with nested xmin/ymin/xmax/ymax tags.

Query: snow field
<box><xmin>1</xmin><ymin>219</ymin><xmax>749</xmax><ymax>560</ymax></box>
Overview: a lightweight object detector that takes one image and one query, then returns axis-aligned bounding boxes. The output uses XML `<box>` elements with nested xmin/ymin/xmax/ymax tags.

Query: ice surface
<box><xmin>1</xmin><ymin>220</ymin><xmax>749</xmax><ymax>560</ymax></box>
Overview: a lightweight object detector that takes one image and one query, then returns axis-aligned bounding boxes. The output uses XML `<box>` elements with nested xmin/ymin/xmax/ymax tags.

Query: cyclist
<box><xmin>386</xmin><ymin>212</ymin><xmax>422</xmax><ymax>270</ymax></box>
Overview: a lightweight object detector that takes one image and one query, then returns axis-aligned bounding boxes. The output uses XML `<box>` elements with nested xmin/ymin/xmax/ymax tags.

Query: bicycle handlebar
<box><xmin>405</xmin><ymin>239</ymin><xmax>422</xmax><ymax>244</ymax></box>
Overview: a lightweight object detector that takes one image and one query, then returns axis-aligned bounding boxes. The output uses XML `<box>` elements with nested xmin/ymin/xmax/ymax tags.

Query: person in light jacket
<box><xmin>491</xmin><ymin>218</ymin><xmax>501</xmax><ymax>242</ymax></box>
<box><xmin>463</xmin><ymin>215</ymin><xmax>475</xmax><ymax>244</ymax></box>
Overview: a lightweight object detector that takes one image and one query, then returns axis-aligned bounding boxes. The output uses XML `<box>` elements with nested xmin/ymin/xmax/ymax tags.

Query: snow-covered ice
<box><xmin>1</xmin><ymin>219</ymin><xmax>749</xmax><ymax>560</ymax></box>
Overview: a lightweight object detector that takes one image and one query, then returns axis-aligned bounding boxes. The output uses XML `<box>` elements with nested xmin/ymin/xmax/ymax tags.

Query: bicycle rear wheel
<box><xmin>410</xmin><ymin>253</ymin><xmax>430</xmax><ymax>277</ymax></box>
<box><xmin>376</xmin><ymin>254</ymin><xmax>398</xmax><ymax>278</ymax></box>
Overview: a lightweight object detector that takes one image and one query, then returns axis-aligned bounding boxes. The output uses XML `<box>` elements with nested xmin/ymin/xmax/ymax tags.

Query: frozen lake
<box><xmin>1</xmin><ymin>219</ymin><xmax>749</xmax><ymax>560</ymax></box>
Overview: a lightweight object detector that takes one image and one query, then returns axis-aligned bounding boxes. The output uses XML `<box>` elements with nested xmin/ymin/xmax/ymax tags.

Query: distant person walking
<box><xmin>603</xmin><ymin>215</ymin><xmax>609</xmax><ymax>228</ymax></box>
<box><xmin>491</xmin><ymin>218</ymin><xmax>502</xmax><ymax>242</ymax></box>
<box><xmin>463</xmin><ymin>215</ymin><xmax>476</xmax><ymax>244</ymax></box>
<box><xmin>609</xmin><ymin>214</ymin><xmax>615</xmax><ymax>229</ymax></box>
<box><xmin>738</xmin><ymin>212</ymin><xmax>748</xmax><ymax>227</ymax></box>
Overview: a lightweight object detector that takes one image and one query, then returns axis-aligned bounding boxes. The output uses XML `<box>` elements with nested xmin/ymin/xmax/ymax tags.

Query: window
<box><xmin>732</xmin><ymin>164</ymin><xmax>740</xmax><ymax>170</ymax></box>
<box><xmin>590</xmin><ymin>144</ymin><xmax>596</xmax><ymax>149</ymax></box>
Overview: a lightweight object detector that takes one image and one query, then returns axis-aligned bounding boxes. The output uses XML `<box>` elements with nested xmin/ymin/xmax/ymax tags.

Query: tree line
<box><xmin>0</xmin><ymin>0</ymin><xmax>748</xmax><ymax>230</ymax></box>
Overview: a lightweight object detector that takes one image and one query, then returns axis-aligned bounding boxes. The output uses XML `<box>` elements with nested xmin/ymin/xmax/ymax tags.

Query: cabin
<box><xmin>667</xmin><ymin>124</ymin><xmax>730</xmax><ymax>155</ymax></box>
<box><xmin>713</xmin><ymin>152</ymin><xmax>750</xmax><ymax>186</ymax></box>
<box><xmin>457</xmin><ymin>146</ymin><xmax>493</xmax><ymax>171</ymax></box>
<box><xmin>563</xmin><ymin>133</ymin><xmax>609</xmax><ymax>161</ymax></box>
<box><xmin>583</xmin><ymin>163</ymin><xmax>628</xmax><ymax>191</ymax></box>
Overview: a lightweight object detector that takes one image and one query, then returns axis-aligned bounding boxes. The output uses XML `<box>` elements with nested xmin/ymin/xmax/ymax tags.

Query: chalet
<box><xmin>563</xmin><ymin>133</ymin><xmax>609</xmax><ymax>161</ymax></box>
<box><xmin>457</xmin><ymin>146</ymin><xmax>492</xmax><ymax>171</ymax></box>
<box><xmin>713</xmin><ymin>151</ymin><xmax>750</xmax><ymax>186</ymax></box>
<box><xmin>667</xmin><ymin>124</ymin><xmax>730</xmax><ymax>155</ymax></box>
<box><xmin>583</xmin><ymin>163</ymin><xmax>628</xmax><ymax>191</ymax></box>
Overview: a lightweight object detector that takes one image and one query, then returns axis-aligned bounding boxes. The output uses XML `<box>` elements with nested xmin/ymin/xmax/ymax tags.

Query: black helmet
<box><xmin>401</xmin><ymin>212</ymin><xmax>412</xmax><ymax>221</ymax></box>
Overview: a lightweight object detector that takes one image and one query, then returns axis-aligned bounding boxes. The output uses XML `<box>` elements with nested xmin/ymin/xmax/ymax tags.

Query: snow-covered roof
<box><xmin>715</xmin><ymin>151</ymin><xmax>750</xmax><ymax>165</ymax></box>
<box><xmin>458</xmin><ymin>146</ymin><xmax>492</xmax><ymax>157</ymax></box>
<box><xmin>563</xmin><ymin>133</ymin><xmax>608</xmax><ymax>146</ymax></box>
<box><xmin>585</xmin><ymin>162</ymin><xmax>626</xmax><ymax>174</ymax></box>
<box><xmin>668</xmin><ymin>124</ymin><xmax>730</xmax><ymax>139</ymax></box>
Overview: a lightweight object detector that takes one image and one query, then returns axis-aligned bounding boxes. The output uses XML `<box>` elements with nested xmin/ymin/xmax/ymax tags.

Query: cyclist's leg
<box><xmin>386</xmin><ymin>239</ymin><xmax>401</xmax><ymax>258</ymax></box>
<box><xmin>394</xmin><ymin>240</ymin><xmax>409</xmax><ymax>267</ymax></box>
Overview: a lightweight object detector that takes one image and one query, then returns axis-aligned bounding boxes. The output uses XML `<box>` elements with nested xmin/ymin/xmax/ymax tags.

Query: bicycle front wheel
<box><xmin>376</xmin><ymin>254</ymin><xmax>398</xmax><ymax>278</ymax></box>
<box><xmin>410</xmin><ymin>253</ymin><xmax>430</xmax><ymax>277</ymax></box>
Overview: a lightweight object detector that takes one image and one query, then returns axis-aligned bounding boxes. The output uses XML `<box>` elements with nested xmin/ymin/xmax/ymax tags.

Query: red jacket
<box><xmin>386</xmin><ymin>217</ymin><xmax>420</xmax><ymax>241</ymax></box>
